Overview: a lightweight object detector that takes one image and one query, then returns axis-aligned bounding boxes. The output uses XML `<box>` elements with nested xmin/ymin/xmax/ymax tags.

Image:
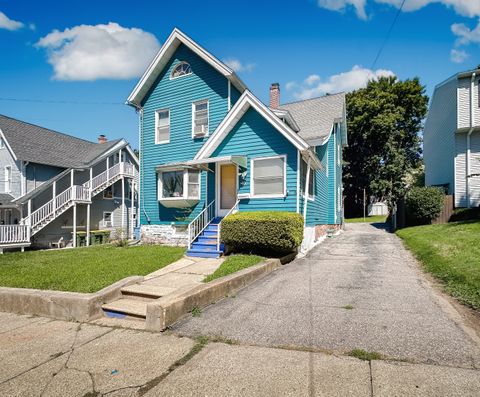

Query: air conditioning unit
<box><xmin>194</xmin><ymin>124</ymin><xmax>207</xmax><ymax>137</ymax></box>
<box><xmin>104</xmin><ymin>221</ymin><xmax>113</xmax><ymax>228</ymax></box>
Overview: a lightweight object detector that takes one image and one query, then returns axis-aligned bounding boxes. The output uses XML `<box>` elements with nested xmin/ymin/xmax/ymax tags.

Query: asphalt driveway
<box><xmin>174</xmin><ymin>223</ymin><xmax>480</xmax><ymax>368</ymax></box>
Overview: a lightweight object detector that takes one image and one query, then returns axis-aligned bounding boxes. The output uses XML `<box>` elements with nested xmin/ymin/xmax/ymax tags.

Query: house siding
<box><xmin>26</xmin><ymin>163</ymin><xmax>65</xmax><ymax>194</ymax></box>
<box><xmin>327</xmin><ymin>132</ymin><xmax>337</xmax><ymax>224</ymax></box>
<box><xmin>455</xmin><ymin>131</ymin><xmax>480</xmax><ymax>207</ymax></box>
<box><xmin>140</xmin><ymin>44</ymin><xmax>230</xmax><ymax>225</ymax></box>
<box><xmin>0</xmin><ymin>142</ymin><xmax>22</xmax><ymax>198</ymax></box>
<box><xmin>424</xmin><ymin>78</ymin><xmax>457</xmax><ymax>193</ymax></box>
<box><xmin>212</xmin><ymin>107</ymin><xmax>298</xmax><ymax>213</ymax></box>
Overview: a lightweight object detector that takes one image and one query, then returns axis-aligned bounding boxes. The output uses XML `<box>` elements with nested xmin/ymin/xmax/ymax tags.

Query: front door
<box><xmin>217</xmin><ymin>163</ymin><xmax>237</xmax><ymax>217</ymax></box>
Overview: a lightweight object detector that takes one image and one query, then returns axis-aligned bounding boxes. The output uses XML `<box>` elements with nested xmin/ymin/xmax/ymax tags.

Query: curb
<box><xmin>145</xmin><ymin>258</ymin><xmax>281</xmax><ymax>331</ymax></box>
<box><xmin>0</xmin><ymin>276</ymin><xmax>143</xmax><ymax>322</ymax></box>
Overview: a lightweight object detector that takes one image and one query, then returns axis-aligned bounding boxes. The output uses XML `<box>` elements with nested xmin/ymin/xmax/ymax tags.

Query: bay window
<box><xmin>251</xmin><ymin>155</ymin><xmax>286</xmax><ymax>198</ymax></box>
<box><xmin>158</xmin><ymin>169</ymin><xmax>200</xmax><ymax>200</ymax></box>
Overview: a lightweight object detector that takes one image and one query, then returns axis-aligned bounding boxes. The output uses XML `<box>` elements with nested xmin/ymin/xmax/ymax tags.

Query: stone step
<box><xmin>102</xmin><ymin>298</ymin><xmax>147</xmax><ymax>319</ymax></box>
<box><xmin>121</xmin><ymin>284</ymin><xmax>170</xmax><ymax>299</ymax></box>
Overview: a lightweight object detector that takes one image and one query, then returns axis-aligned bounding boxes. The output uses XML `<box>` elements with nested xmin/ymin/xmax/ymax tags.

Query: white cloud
<box><xmin>317</xmin><ymin>0</ymin><xmax>480</xmax><ymax>19</ymax></box>
<box><xmin>36</xmin><ymin>22</ymin><xmax>160</xmax><ymax>81</ymax></box>
<box><xmin>223</xmin><ymin>58</ymin><xmax>255</xmax><ymax>73</ymax></box>
<box><xmin>451</xmin><ymin>19</ymin><xmax>480</xmax><ymax>46</ymax></box>
<box><xmin>304</xmin><ymin>74</ymin><xmax>321</xmax><ymax>85</ymax></box>
<box><xmin>0</xmin><ymin>11</ymin><xmax>24</xmax><ymax>30</ymax></box>
<box><xmin>292</xmin><ymin>65</ymin><xmax>395</xmax><ymax>100</ymax></box>
<box><xmin>286</xmin><ymin>81</ymin><xmax>298</xmax><ymax>91</ymax></box>
<box><xmin>450</xmin><ymin>48</ymin><xmax>469</xmax><ymax>63</ymax></box>
<box><xmin>317</xmin><ymin>0</ymin><xmax>368</xmax><ymax>20</ymax></box>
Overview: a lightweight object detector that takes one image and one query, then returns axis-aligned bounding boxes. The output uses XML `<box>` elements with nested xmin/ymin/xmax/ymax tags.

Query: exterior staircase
<box><xmin>186</xmin><ymin>218</ymin><xmax>224</xmax><ymax>258</ymax></box>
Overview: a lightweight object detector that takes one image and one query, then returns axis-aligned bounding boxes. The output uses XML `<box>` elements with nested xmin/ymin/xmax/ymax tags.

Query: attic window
<box><xmin>171</xmin><ymin>62</ymin><xmax>192</xmax><ymax>79</ymax></box>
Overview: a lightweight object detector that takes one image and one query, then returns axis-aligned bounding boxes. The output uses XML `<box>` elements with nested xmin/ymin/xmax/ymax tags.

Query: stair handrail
<box><xmin>217</xmin><ymin>200</ymin><xmax>240</xmax><ymax>251</ymax></box>
<box><xmin>85</xmin><ymin>161</ymin><xmax>133</xmax><ymax>193</ymax></box>
<box><xmin>187</xmin><ymin>200</ymin><xmax>215</xmax><ymax>249</ymax></box>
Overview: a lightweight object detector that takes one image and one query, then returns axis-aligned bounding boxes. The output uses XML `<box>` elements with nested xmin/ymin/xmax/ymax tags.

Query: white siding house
<box><xmin>424</xmin><ymin>67</ymin><xmax>480</xmax><ymax>208</ymax></box>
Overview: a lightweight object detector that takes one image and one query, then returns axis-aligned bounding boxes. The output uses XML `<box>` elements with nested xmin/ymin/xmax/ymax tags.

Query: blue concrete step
<box><xmin>186</xmin><ymin>249</ymin><xmax>223</xmax><ymax>258</ymax></box>
<box><xmin>202</xmin><ymin>230</ymin><xmax>218</xmax><ymax>238</ymax></box>
<box><xmin>197</xmin><ymin>236</ymin><xmax>218</xmax><ymax>244</ymax></box>
<box><xmin>186</xmin><ymin>217</ymin><xmax>225</xmax><ymax>259</ymax></box>
<box><xmin>191</xmin><ymin>242</ymin><xmax>225</xmax><ymax>250</ymax></box>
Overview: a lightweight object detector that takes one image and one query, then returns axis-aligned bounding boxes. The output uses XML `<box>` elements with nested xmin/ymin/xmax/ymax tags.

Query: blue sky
<box><xmin>0</xmin><ymin>0</ymin><xmax>479</xmax><ymax>149</ymax></box>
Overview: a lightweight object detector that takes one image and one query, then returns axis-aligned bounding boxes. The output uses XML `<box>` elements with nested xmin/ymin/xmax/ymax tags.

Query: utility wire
<box><xmin>0</xmin><ymin>97</ymin><xmax>124</xmax><ymax>106</ymax></box>
<box><xmin>371</xmin><ymin>0</ymin><xmax>406</xmax><ymax>70</ymax></box>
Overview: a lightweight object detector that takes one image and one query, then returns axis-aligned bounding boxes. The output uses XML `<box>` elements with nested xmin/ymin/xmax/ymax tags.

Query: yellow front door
<box><xmin>219</xmin><ymin>164</ymin><xmax>237</xmax><ymax>215</ymax></box>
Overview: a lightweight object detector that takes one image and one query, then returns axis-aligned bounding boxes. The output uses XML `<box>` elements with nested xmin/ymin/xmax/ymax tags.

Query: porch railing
<box><xmin>0</xmin><ymin>225</ymin><xmax>30</xmax><ymax>244</ymax></box>
<box><xmin>86</xmin><ymin>162</ymin><xmax>135</xmax><ymax>193</ymax></box>
<box><xmin>187</xmin><ymin>200</ymin><xmax>216</xmax><ymax>249</ymax></box>
<box><xmin>217</xmin><ymin>200</ymin><xmax>240</xmax><ymax>251</ymax></box>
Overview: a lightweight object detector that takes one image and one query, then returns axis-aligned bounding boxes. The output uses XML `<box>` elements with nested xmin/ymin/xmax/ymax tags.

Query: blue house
<box><xmin>127</xmin><ymin>29</ymin><xmax>347</xmax><ymax>257</ymax></box>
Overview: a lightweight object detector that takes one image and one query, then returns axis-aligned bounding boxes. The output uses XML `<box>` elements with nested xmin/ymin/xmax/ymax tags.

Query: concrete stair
<box><xmin>186</xmin><ymin>218</ymin><xmax>224</xmax><ymax>258</ymax></box>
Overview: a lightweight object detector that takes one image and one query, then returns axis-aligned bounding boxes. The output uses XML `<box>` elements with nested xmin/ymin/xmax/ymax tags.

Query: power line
<box><xmin>371</xmin><ymin>0</ymin><xmax>406</xmax><ymax>70</ymax></box>
<box><xmin>0</xmin><ymin>97</ymin><xmax>125</xmax><ymax>106</ymax></box>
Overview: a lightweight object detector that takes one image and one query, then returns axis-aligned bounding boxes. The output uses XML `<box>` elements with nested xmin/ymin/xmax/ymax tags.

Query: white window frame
<box><xmin>157</xmin><ymin>169</ymin><xmax>201</xmax><ymax>201</ymax></box>
<box><xmin>155</xmin><ymin>109</ymin><xmax>170</xmax><ymax>144</ymax></box>
<box><xmin>250</xmin><ymin>155</ymin><xmax>287</xmax><ymax>199</ymax></box>
<box><xmin>300</xmin><ymin>158</ymin><xmax>315</xmax><ymax>201</ymax></box>
<box><xmin>170</xmin><ymin>61</ymin><xmax>192</xmax><ymax>80</ymax></box>
<box><xmin>192</xmin><ymin>99</ymin><xmax>209</xmax><ymax>138</ymax></box>
<box><xmin>4</xmin><ymin>166</ymin><xmax>12</xmax><ymax>193</ymax></box>
<box><xmin>102</xmin><ymin>211</ymin><xmax>113</xmax><ymax>228</ymax></box>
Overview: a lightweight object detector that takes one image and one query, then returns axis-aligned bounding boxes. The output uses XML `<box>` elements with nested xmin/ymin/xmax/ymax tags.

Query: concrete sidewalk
<box><xmin>0</xmin><ymin>311</ymin><xmax>479</xmax><ymax>396</ymax></box>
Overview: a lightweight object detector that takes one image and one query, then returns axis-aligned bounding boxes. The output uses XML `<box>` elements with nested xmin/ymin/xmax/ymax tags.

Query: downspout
<box><xmin>303</xmin><ymin>156</ymin><xmax>311</xmax><ymax>224</ymax></box>
<box><xmin>466</xmin><ymin>72</ymin><xmax>476</xmax><ymax>208</ymax></box>
<box><xmin>138</xmin><ymin>107</ymin><xmax>150</xmax><ymax>224</ymax></box>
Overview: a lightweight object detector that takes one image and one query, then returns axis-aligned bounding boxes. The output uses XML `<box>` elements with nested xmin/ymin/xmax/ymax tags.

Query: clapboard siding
<box><xmin>424</xmin><ymin>78</ymin><xmax>457</xmax><ymax>193</ymax></box>
<box><xmin>304</xmin><ymin>144</ymin><xmax>328</xmax><ymax>226</ymax></box>
<box><xmin>0</xmin><ymin>142</ymin><xmax>21</xmax><ymax>198</ymax></box>
<box><xmin>212</xmin><ymin>107</ymin><xmax>298</xmax><ymax>212</ymax></box>
<box><xmin>327</xmin><ymin>131</ymin><xmax>337</xmax><ymax>224</ymax></box>
<box><xmin>455</xmin><ymin>132</ymin><xmax>467</xmax><ymax>207</ymax></box>
<box><xmin>458</xmin><ymin>78</ymin><xmax>471</xmax><ymax>129</ymax></box>
<box><xmin>141</xmin><ymin>43</ymin><xmax>230</xmax><ymax>225</ymax></box>
<box><xmin>470</xmin><ymin>132</ymin><xmax>480</xmax><ymax>206</ymax></box>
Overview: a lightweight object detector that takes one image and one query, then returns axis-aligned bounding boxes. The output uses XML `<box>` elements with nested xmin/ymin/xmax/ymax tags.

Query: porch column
<box><xmin>130</xmin><ymin>180</ymin><xmax>135</xmax><ymax>239</ymax></box>
<box><xmin>52</xmin><ymin>181</ymin><xmax>57</xmax><ymax>213</ymax></box>
<box><xmin>303</xmin><ymin>157</ymin><xmax>311</xmax><ymax>224</ymax></box>
<box><xmin>86</xmin><ymin>204</ymin><xmax>91</xmax><ymax>247</ymax></box>
<box><xmin>73</xmin><ymin>203</ymin><xmax>77</xmax><ymax>248</ymax></box>
<box><xmin>27</xmin><ymin>199</ymin><xmax>32</xmax><ymax>226</ymax></box>
<box><xmin>89</xmin><ymin>167</ymin><xmax>93</xmax><ymax>198</ymax></box>
<box><xmin>121</xmin><ymin>176</ymin><xmax>125</xmax><ymax>237</ymax></box>
<box><xmin>106</xmin><ymin>157</ymin><xmax>110</xmax><ymax>181</ymax></box>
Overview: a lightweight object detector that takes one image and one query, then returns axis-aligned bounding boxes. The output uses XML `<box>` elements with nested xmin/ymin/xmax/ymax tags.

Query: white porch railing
<box><xmin>188</xmin><ymin>201</ymin><xmax>216</xmax><ymax>249</ymax></box>
<box><xmin>73</xmin><ymin>185</ymin><xmax>90</xmax><ymax>201</ymax></box>
<box><xmin>217</xmin><ymin>200</ymin><xmax>240</xmax><ymax>251</ymax></box>
<box><xmin>0</xmin><ymin>225</ymin><xmax>30</xmax><ymax>244</ymax></box>
<box><xmin>86</xmin><ymin>161</ymin><xmax>135</xmax><ymax>194</ymax></box>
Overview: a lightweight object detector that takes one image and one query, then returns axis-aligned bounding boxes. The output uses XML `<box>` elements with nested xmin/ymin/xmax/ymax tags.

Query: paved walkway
<box><xmin>175</xmin><ymin>223</ymin><xmax>480</xmax><ymax>368</ymax></box>
<box><xmin>1</xmin><ymin>311</ymin><xmax>479</xmax><ymax>396</ymax></box>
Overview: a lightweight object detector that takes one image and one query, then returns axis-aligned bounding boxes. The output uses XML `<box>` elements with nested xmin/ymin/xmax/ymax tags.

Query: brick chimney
<box><xmin>98</xmin><ymin>134</ymin><xmax>107</xmax><ymax>144</ymax></box>
<box><xmin>269</xmin><ymin>83</ymin><xmax>280</xmax><ymax>109</ymax></box>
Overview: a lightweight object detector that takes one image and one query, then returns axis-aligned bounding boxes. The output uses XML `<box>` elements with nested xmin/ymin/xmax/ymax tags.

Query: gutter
<box><xmin>466</xmin><ymin>72</ymin><xmax>476</xmax><ymax>208</ymax></box>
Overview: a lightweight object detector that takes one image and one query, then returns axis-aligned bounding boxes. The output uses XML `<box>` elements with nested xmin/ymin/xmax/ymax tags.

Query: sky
<box><xmin>0</xmin><ymin>0</ymin><xmax>479</xmax><ymax>149</ymax></box>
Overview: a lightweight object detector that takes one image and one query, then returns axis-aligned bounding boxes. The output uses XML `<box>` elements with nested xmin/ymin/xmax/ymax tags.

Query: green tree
<box><xmin>343</xmin><ymin>76</ymin><xmax>428</xmax><ymax>216</ymax></box>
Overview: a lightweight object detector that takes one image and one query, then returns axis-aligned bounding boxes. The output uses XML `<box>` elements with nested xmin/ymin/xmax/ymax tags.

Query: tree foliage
<box><xmin>343</xmin><ymin>76</ymin><xmax>428</xmax><ymax>216</ymax></box>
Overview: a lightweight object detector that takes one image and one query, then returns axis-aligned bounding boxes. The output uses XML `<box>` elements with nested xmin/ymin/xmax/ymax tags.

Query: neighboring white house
<box><xmin>424</xmin><ymin>67</ymin><xmax>480</xmax><ymax>208</ymax></box>
<box><xmin>0</xmin><ymin>115</ymin><xmax>139</xmax><ymax>252</ymax></box>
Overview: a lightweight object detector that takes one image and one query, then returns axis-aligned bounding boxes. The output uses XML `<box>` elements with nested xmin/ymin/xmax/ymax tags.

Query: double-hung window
<box><xmin>192</xmin><ymin>100</ymin><xmax>209</xmax><ymax>137</ymax></box>
<box><xmin>300</xmin><ymin>159</ymin><xmax>315</xmax><ymax>200</ymax></box>
<box><xmin>103</xmin><ymin>212</ymin><xmax>113</xmax><ymax>228</ymax></box>
<box><xmin>155</xmin><ymin>109</ymin><xmax>170</xmax><ymax>144</ymax></box>
<box><xmin>251</xmin><ymin>155</ymin><xmax>286</xmax><ymax>198</ymax></box>
<box><xmin>159</xmin><ymin>169</ymin><xmax>200</xmax><ymax>200</ymax></box>
<box><xmin>4</xmin><ymin>166</ymin><xmax>11</xmax><ymax>193</ymax></box>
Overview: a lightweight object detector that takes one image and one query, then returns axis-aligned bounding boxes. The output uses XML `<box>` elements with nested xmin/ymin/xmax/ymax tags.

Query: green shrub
<box><xmin>221</xmin><ymin>211</ymin><xmax>304</xmax><ymax>256</ymax></box>
<box><xmin>406</xmin><ymin>186</ymin><xmax>444</xmax><ymax>225</ymax></box>
<box><xmin>449</xmin><ymin>207</ymin><xmax>480</xmax><ymax>222</ymax></box>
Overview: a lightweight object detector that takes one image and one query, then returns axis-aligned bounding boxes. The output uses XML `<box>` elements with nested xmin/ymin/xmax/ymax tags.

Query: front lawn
<box><xmin>204</xmin><ymin>255</ymin><xmax>263</xmax><ymax>283</ymax></box>
<box><xmin>0</xmin><ymin>245</ymin><xmax>185</xmax><ymax>293</ymax></box>
<box><xmin>396</xmin><ymin>221</ymin><xmax>480</xmax><ymax>309</ymax></box>
<box><xmin>345</xmin><ymin>215</ymin><xmax>387</xmax><ymax>223</ymax></box>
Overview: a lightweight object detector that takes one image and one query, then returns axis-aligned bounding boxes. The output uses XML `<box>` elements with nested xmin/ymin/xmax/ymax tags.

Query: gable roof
<box><xmin>0</xmin><ymin>193</ymin><xmax>15</xmax><ymax>209</ymax></box>
<box><xmin>279</xmin><ymin>92</ymin><xmax>346</xmax><ymax>146</ymax></box>
<box><xmin>194</xmin><ymin>90</ymin><xmax>322</xmax><ymax>170</ymax></box>
<box><xmin>0</xmin><ymin>115</ymin><xmax>125</xmax><ymax>169</ymax></box>
<box><xmin>127</xmin><ymin>28</ymin><xmax>247</xmax><ymax>108</ymax></box>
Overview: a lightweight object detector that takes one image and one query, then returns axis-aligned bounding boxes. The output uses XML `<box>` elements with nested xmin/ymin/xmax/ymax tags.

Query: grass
<box><xmin>342</xmin><ymin>304</ymin><xmax>354</xmax><ymax>310</ymax></box>
<box><xmin>191</xmin><ymin>307</ymin><xmax>202</xmax><ymax>317</ymax></box>
<box><xmin>396</xmin><ymin>220</ymin><xmax>480</xmax><ymax>309</ymax></box>
<box><xmin>203</xmin><ymin>254</ymin><xmax>263</xmax><ymax>283</ymax></box>
<box><xmin>347</xmin><ymin>349</ymin><xmax>382</xmax><ymax>361</ymax></box>
<box><xmin>345</xmin><ymin>215</ymin><xmax>387</xmax><ymax>223</ymax></box>
<box><xmin>0</xmin><ymin>245</ymin><xmax>185</xmax><ymax>293</ymax></box>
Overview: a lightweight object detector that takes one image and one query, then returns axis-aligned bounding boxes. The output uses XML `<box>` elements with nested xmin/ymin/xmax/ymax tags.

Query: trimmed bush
<box><xmin>221</xmin><ymin>211</ymin><xmax>304</xmax><ymax>256</ymax></box>
<box><xmin>406</xmin><ymin>186</ymin><xmax>444</xmax><ymax>225</ymax></box>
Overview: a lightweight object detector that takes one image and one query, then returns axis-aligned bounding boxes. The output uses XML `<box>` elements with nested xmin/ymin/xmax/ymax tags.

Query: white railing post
<box><xmin>106</xmin><ymin>157</ymin><xmax>110</xmax><ymax>181</ymax></box>
<box><xmin>52</xmin><ymin>181</ymin><xmax>56</xmax><ymax>214</ymax></box>
<box><xmin>89</xmin><ymin>168</ymin><xmax>93</xmax><ymax>200</ymax></box>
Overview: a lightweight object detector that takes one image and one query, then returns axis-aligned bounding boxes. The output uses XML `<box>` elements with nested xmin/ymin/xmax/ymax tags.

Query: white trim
<box><xmin>169</xmin><ymin>61</ymin><xmax>192</xmax><ymax>80</ymax></box>
<box><xmin>126</xmin><ymin>28</ymin><xmax>246</xmax><ymax>107</ymax></box>
<box><xmin>216</xmin><ymin>162</ymin><xmax>238</xmax><ymax>217</ymax></box>
<box><xmin>300</xmin><ymin>157</ymin><xmax>315</xmax><ymax>201</ymax></box>
<box><xmin>227</xmin><ymin>80</ymin><xmax>231</xmax><ymax>111</ymax></box>
<box><xmin>195</xmin><ymin>90</ymin><xmax>310</xmax><ymax>160</ymax></box>
<box><xmin>296</xmin><ymin>150</ymin><xmax>300</xmax><ymax>213</ymax></box>
<box><xmin>157</xmin><ymin>168</ymin><xmax>201</xmax><ymax>201</ymax></box>
<box><xmin>155</xmin><ymin>108</ymin><xmax>170</xmax><ymax>144</ymax></box>
<box><xmin>250</xmin><ymin>155</ymin><xmax>287</xmax><ymax>199</ymax></box>
<box><xmin>334</xmin><ymin>131</ymin><xmax>337</xmax><ymax>223</ymax></box>
<box><xmin>192</xmin><ymin>99</ymin><xmax>209</xmax><ymax>138</ymax></box>
<box><xmin>4</xmin><ymin>166</ymin><xmax>12</xmax><ymax>193</ymax></box>
<box><xmin>102</xmin><ymin>211</ymin><xmax>113</xmax><ymax>228</ymax></box>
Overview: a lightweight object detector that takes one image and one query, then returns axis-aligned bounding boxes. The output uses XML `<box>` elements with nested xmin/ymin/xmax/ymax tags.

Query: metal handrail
<box><xmin>187</xmin><ymin>200</ymin><xmax>215</xmax><ymax>249</ymax></box>
<box><xmin>217</xmin><ymin>200</ymin><xmax>240</xmax><ymax>251</ymax></box>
